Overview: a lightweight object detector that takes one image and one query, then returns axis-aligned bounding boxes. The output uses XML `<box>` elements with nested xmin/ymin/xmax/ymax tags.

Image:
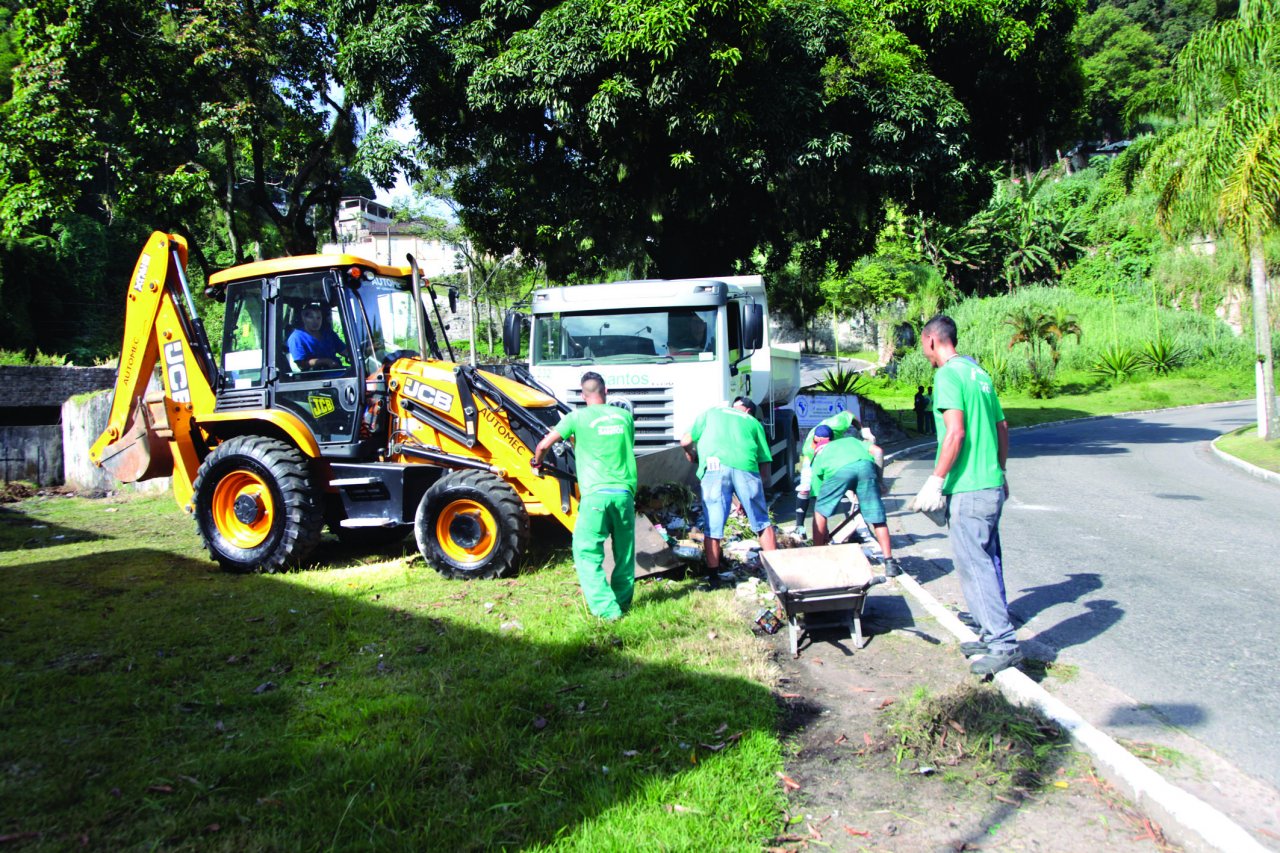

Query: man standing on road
<box><xmin>532</xmin><ymin>372</ymin><xmax>636</xmax><ymax>620</ymax></box>
<box><xmin>910</xmin><ymin>315</ymin><xmax>1019</xmax><ymax>676</ymax></box>
<box><xmin>809</xmin><ymin>430</ymin><xmax>900</xmax><ymax>576</ymax></box>
<box><xmin>681</xmin><ymin>397</ymin><xmax>778</xmax><ymax>578</ymax></box>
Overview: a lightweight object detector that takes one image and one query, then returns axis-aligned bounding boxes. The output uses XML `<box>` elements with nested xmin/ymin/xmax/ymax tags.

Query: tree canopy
<box><xmin>334</xmin><ymin>0</ymin><xmax>1080</xmax><ymax>279</ymax></box>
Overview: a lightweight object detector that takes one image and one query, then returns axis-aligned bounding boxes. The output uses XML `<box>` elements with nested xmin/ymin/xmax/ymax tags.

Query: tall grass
<box><xmin>945</xmin><ymin>286</ymin><xmax>1251</xmax><ymax>379</ymax></box>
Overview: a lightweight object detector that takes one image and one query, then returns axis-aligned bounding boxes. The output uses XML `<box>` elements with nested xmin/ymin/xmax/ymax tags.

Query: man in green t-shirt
<box><xmin>808</xmin><ymin>429</ymin><xmax>899</xmax><ymax>575</ymax></box>
<box><xmin>680</xmin><ymin>397</ymin><xmax>777</xmax><ymax>577</ymax></box>
<box><xmin>910</xmin><ymin>314</ymin><xmax>1018</xmax><ymax>676</ymax></box>
<box><xmin>531</xmin><ymin>372</ymin><xmax>636</xmax><ymax>620</ymax></box>
<box><xmin>794</xmin><ymin>409</ymin><xmax>883</xmax><ymax>538</ymax></box>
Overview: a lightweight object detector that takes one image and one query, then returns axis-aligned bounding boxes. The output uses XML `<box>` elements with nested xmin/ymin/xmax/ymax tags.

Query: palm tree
<box><xmin>1145</xmin><ymin>0</ymin><xmax>1280</xmax><ymax>439</ymax></box>
<box><xmin>1044</xmin><ymin>308</ymin><xmax>1083</xmax><ymax>366</ymax></box>
<box><xmin>1004</xmin><ymin>306</ymin><xmax>1055</xmax><ymax>365</ymax></box>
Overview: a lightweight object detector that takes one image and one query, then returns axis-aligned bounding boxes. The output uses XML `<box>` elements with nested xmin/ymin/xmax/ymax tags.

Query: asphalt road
<box><xmin>890</xmin><ymin>401</ymin><xmax>1280</xmax><ymax>787</ymax></box>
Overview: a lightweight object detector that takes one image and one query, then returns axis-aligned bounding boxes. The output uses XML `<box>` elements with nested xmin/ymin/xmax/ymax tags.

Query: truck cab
<box><xmin>505</xmin><ymin>276</ymin><xmax>801</xmax><ymax>488</ymax></box>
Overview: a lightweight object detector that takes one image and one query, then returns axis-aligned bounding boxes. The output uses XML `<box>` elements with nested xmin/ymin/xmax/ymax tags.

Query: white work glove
<box><xmin>909</xmin><ymin>475</ymin><xmax>948</xmax><ymax>526</ymax></box>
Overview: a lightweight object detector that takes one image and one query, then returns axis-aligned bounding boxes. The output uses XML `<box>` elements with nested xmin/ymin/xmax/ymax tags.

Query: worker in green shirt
<box><xmin>680</xmin><ymin>397</ymin><xmax>777</xmax><ymax>579</ymax></box>
<box><xmin>794</xmin><ymin>409</ymin><xmax>883</xmax><ymax>537</ymax></box>
<box><xmin>808</xmin><ymin>426</ymin><xmax>900</xmax><ymax>575</ymax></box>
<box><xmin>531</xmin><ymin>372</ymin><xmax>636</xmax><ymax>620</ymax></box>
<box><xmin>909</xmin><ymin>314</ymin><xmax>1018</xmax><ymax>676</ymax></box>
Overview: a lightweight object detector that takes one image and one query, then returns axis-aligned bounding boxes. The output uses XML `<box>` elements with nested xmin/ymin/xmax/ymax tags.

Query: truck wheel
<box><xmin>192</xmin><ymin>436</ymin><xmax>324</xmax><ymax>573</ymax></box>
<box><xmin>415</xmin><ymin>470</ymin><xmax>529</xmax><ymax>580</ymax></box>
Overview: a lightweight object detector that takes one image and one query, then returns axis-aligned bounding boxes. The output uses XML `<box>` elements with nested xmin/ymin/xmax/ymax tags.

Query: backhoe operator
<box><xmin>288</xmin><ymin>302</ymin><xmax>347</xmax><ymax>370</ymax></box>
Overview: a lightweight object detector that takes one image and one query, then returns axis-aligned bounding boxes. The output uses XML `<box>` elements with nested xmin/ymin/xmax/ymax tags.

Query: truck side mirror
<box><xmin>502</xmin><ymin>312</ymin><xmax>523</xmax><ymax>357</ymax></box>
<box><xmin>449</xmin><ymin>288</ymin><xmax>459</xmax><ymax>314</ymax></box>
<box><xmin>744</xmin><ymin>304</ymin><xmax>764</xmax><ymax>350</ymax></box>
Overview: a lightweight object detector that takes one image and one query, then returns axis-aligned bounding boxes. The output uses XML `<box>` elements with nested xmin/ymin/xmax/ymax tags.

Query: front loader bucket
<box><xmin>635</xmin><ymin>444</ymin><xmax>698</xmax><ymax>492</ymax></box>
<box><xmin>604</xmin><ymin>511</ymin><xmax>685</xmax><ymax>580</ymax></box>
<box><xmin>95</xmin><ymin>396</ymin><xmax>174</xmax><ymax>484</ymax></box>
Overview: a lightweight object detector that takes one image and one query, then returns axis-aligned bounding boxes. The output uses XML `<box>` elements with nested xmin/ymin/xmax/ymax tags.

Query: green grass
<box><xmin>886</xmin><ymin>684</ymin><xmax>1068</xmax><ymax>791</ymax></box>
<box><xmin>1216</xmin><ymin>425</ymin><xmax>1280</xmax><ymax>474</ymax></box>
<box><xmin>870</xmin><ymin>365</ymin><xmax>1254</xmax><ymax>436</ymax></box>
<box><xmin>0</xmin><ymin>493</ymin><xmax>784</xmax><ymax>850</ymax></box>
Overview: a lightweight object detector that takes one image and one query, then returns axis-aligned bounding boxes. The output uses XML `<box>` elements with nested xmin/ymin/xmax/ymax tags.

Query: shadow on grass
<box><xmin>1</xmin><ymin>548</ymin><xmax>780</xmax><ymax>850</ymax></box>
<box><xmin>0</xmin><ymin>505</ymin><xmax>109</xmax><ymax>553</ymax></box>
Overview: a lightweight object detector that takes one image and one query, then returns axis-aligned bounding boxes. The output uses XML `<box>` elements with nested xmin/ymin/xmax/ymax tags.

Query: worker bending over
<box><xmin>532</xmin><ymin>372</ymin><xmax>636</xmax><ymax>620</ymax></box>
<box><xmin>808</xmin><ymin>426</ymin><xmax>900</xmax><ymax>576</ymax></box>
<box><xmin>794</xmin><ymin>411</ymin><xmax>883</xmax><ymax>537</ymax></box>
<box><xmin>681</xmin><ymin>397</ymin><xmax>777</xmax><ymax>578</ymax></box>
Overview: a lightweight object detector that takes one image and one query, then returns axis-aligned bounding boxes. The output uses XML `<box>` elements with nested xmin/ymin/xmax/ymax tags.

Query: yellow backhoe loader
<box><xmin>90</xmin><ymin>232</ymin><xmax>582</xmax><ymax>577</ymax></box>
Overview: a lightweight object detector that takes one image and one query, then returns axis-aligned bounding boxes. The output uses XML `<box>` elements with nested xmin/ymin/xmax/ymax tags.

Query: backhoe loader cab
<box><xmin>92</xmin><ymin>233</ymin><xmax>579</xmax><ymax>578</ymax></box>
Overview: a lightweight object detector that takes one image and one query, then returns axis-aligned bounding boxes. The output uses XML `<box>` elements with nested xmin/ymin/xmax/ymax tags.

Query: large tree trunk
<box><xmin>1250</xmin><ymin>239</ymin><xmax>1279</xmax><ymax>440</ymax></box>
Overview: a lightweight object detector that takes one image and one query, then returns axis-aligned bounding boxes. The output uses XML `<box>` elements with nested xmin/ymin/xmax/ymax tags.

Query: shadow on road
<box><xmin>1024</xmin><ymin>599</ymin><xmax>1125</xmax><ymax>662</ymax></box>
<box><xmin>1008</xmin><ymin>573</ymin><xmax>1104</xmax><ymax>625</ymax></box>
<box><xmin>1005</xmin><ymin>416</ymin><xmax>1225</xmax><ymax>458</ymax></box>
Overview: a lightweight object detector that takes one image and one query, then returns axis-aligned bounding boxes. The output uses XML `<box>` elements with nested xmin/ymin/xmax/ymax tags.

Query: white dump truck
<box><xmin>502</xmin><ymin>276</ymin><xmax>801</xmax><ymax>489</ymax></box>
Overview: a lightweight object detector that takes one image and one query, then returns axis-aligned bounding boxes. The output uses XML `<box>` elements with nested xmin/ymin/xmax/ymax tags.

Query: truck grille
<box><xmin>563</xmin><ymin>385</ymin><xmax>674</xmax><ymax>447</ymax></box>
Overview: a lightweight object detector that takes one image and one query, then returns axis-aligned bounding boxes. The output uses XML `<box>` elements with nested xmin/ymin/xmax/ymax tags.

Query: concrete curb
<box><xmin>891</xmin><ymin>572</ymin><xmax>1269</xmax><ymax>853</ymax></box>
<box><xmin>882</xmin><ymin>399</ymin><xmax>1272</xmax><ymax>852</ymax></box>
<box><xmin>1210</xmin><ymin>433</ymin><xmax>1280</xmax><ymax>487</ymax></box>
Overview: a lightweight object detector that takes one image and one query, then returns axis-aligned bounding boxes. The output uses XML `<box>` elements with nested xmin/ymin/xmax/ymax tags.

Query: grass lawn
<box><xmin>0</xmin><ymin>493</ymin><xmax>784</xmax><ymax>850</ymax></box>
<box><xmin>868</xmin><ymin>365</ymin><xmax>1255</xmax><ymax>436</ymax></box>
<box><xmin>1216</xmin><ymin>425</ymin><xmax>1280</xmax><ymax>474</ymax></box>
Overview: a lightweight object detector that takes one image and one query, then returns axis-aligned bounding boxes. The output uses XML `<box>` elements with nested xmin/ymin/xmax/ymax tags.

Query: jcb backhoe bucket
<box><xmin>603</xmin><ymin>445</ymin><xmax>701</xmax><ymax>579</ymax></box>
<box><xmin>95</xmin><ymin>395</ymin><xmax>174</xmax><ymax>484</ymax></box>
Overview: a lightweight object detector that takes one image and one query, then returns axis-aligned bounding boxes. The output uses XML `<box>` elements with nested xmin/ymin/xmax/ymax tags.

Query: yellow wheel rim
<box><xmin>436</xmin><ymin>499</ymin><xmax>497</xmax><ymax>564</ymax></box>
<box><xmin>211</xmin><ymin>470</ymin><xmax>274</xmax><ymax>549</ymax></box>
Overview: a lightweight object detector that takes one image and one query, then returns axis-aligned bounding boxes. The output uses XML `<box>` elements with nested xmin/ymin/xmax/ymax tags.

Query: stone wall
<box><xmin>0</xmin><ymin>365</ymin><xmax>117</xmax><ymax>410</ymax></box>
<box><xmin>769</xmin><ymin>311</ymin><xmax>876</xmax><ymax>355</ymax></box>
<box><xmin>0</xmin><ymin>425</ymin><xmax>62</xmax><ymax>484</ymax></box>
<box><xmin>62</xmin><ymin>389</ymin><xmax>170</xmax><ymax>495</ymax></box>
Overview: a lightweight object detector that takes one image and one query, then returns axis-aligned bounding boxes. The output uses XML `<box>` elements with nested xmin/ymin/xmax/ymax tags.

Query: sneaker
<box><xmin>959</xmin><ymin>640</ymin><xmax>988</xmax><ymax>656</ymax></box>
<box><xmin>882</xmin><ymin>557</ymin><xmax>902</xmax><ymax>578</ymax></box>
<box><xmin>969</xmin><ymin>648</ymin><xmax>1024</xmax><ymax>676</ymax></box>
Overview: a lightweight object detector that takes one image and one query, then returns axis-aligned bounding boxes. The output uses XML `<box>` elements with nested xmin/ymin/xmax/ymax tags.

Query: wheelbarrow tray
<box><xmin>761</xmin><ymin>544</ymin><xmax>881</xmax><ymax>656</ymax></box>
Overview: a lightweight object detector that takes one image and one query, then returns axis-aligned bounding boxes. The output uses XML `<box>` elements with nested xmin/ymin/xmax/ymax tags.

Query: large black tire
<box><xmin>415</xmin><ymin>470</ymin><xmax>530</xmax><ymax>580</ymax></box>
<box><xmin>192</xmin><ymin>436</ymin><xmax>324</xmax><ymax>573</ymax></box>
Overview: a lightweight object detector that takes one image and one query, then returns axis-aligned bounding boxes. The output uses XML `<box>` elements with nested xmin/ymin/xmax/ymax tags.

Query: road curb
<box><xmin>882</xmin><ymin>401</ymin><xmax>1272</xmax><ymax>853</ymax></box>
<box><xmin>890</xmin><ymin>572</ymin><xmax>1269</xmax><ymax>853</ymax></box>
<box><xmin>1210</xmin><ymin>433</ymin><xmax>1280</xmax><ymax>486</ymax></box>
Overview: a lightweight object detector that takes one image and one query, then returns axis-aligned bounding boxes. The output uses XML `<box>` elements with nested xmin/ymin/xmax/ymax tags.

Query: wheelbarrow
<box><xmin>761</xmin><ymin>544</ymin><xmax>888</xmax><ymax>657</ymax></box>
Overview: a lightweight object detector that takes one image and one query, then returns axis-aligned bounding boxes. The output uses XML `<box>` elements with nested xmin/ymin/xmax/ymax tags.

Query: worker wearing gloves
<box><xmin>909</xmin><ymin>314</ymin><xmax>1018</xmax><ymax>676</ymax></box>
<box><xmin>794</xmin><ymin>411</ymin><xmax>883</xmax><ymax>537</ymax></box>
<box><xmin>807</xmin><ymin>430</ymin><xmax>900</xmax><ymax>576</ymax></box>
<box><xmin>532</xmin><ymin>372</ymin><xmax>636</xmax><ymax>620</ymax></box>
<box><xmin>681</xmin><ymin>397</ymin><xmax>778</xmax><ymax>580</ymax></box>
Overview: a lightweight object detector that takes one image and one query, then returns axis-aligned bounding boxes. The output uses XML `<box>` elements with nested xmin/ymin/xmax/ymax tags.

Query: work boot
<box><xmin>969</xmin><ymin>648</ymin><xmax>1024</xmax><ymax>676</ymax></box>
<box><xmin>882</xmin><ymin>557</ymin><xmax>902</xmax><ymax>578</ymax></box>
<box><xmin>959</xmin><ymin>640</ymin><xmax>988</xmax><ymax>656</ymax></box>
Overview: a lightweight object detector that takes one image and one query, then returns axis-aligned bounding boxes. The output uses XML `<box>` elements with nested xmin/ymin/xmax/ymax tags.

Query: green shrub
<box><xmin>895</xmin><ymin>349</ymin><xmax>935</xmax><ymax>389</ymax></box>
<box><xmin>815</xmin><ymin>364</ymin><xmax>869</xmax><ymax>394</ymax></box>
<box><xmin>1090</xmin><ymin>345</ymin><xmax>1144</xmax><ymax>382</ymax></box>
<box><xmin>1138</xmin><ymin>337</ymin><xmax>1188</xmax><ymax>375</ymax></box>
<box><xmin>0</xmin><ymin>349</ymin><xmax>68</xmax><ymax>366</ymax></box>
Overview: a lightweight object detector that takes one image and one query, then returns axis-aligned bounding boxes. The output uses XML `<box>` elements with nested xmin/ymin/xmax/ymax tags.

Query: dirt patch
<box><xmin>742</xmin><ymin>582</ymin><xmax>1178</xmax><ymax>852</ymax></box>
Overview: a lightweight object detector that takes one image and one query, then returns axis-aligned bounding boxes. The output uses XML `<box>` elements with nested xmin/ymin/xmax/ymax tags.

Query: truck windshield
<box><xmin>353</xmin><ymin>275</ymin><xmax>428</xmax><ymax>364</ymax></box>
<box><xmin>531</xmin><ymin>308</ymin><xmax>717</xmax><ymax>366</ymax></box>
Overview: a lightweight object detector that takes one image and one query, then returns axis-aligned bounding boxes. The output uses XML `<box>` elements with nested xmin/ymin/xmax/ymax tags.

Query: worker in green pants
<box><xmin>532</xmin><ymin>371</ymin><xmax>637</xmax><ymax>619</ymax></box>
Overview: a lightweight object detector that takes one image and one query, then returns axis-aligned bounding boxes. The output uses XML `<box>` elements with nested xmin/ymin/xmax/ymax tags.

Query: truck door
<box><xmin>272</xmin><ymin>272</ymin><xmax>362</xmax><ymax>450</ymax></box>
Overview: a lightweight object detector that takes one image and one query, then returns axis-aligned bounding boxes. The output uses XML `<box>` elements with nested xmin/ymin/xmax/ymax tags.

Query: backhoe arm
<box><xmin>90</xmin><ymin>232</ymin><xmax>217</xmax><ymax>508</ymax></box>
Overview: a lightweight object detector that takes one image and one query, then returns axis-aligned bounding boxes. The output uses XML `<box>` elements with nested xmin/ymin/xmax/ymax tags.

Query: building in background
<box><xmin>324</xmin><ymin>197</ymin><xmax>456</xmax><ymax>278</ymax></box>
